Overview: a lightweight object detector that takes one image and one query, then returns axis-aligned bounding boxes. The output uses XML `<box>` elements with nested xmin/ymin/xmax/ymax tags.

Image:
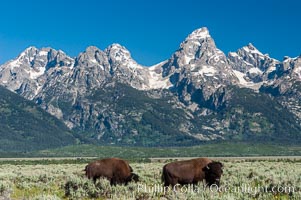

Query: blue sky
<box><xmin>0</xmin><ymin>0</ymin><xmax>300</xmax><ymax>66</ymax></box>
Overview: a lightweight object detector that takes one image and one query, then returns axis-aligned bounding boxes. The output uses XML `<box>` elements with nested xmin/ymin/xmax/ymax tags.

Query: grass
<box><xmin>0</xmin><ymin>159</ymin><xmax>300</xmax><ymax>199</ymax></box>
<box><xmin>35</xmin><ymin>142</ymin><xmax>301</xmax><ymax>158</ymax></box>
<box><xmin>1</xmin><ymin>142</ymin><xmax>300</xmax><ymax>162</ymax></box>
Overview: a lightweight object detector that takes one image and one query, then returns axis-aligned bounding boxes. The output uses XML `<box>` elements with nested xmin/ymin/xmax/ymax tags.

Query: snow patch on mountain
<box><xmin>198</xmin><ymin>65</ymin><xmax>216</xmax><ymax>77</ymax></box>
<box><xmin>243</xmin><ymin>43</ymin><xmax>264</xmax><ymax>56</ymax></box>
<box><xmin>39</xmin><ymin>50</ymin><xmax>49</xmax><ymax>56</ymax></box>
<box><xmin>0</xmin><ymin>27</ymin><xmax>297</xmax><ymax>103</ymax></box>
<box><xmin>186</xmin><ymin>27</ymin><xmax>211</xmax><ymax>40</ymax></box>
<box><xmin>143</xmin><ymin>61</ymin><xmax>171</xmax><ymax>90</ymax></box>
<box><xmin>248</xmin><ymin>67</ymin><xmax>263</xmax><ymax>74</ymax></box>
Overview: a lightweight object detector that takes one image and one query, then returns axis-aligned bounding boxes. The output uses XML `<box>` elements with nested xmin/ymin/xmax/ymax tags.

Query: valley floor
<box><xmin>0</xmin><ymin>158</ymin><xmax>300</xmax><ymax>199</ymax></box>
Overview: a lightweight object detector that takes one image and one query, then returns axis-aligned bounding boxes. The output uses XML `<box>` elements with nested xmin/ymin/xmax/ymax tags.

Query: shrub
<box><xmin>0</xmin><ymin>181</ymin><xmax>12</xmax><ymax>199</ymax></box>
<box><xmin>31</xmin><ymin>194</ymin><xmax>61</xmax><ymax>200</ymax></box>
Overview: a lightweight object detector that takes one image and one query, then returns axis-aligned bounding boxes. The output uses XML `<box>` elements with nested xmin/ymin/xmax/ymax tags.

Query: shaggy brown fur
<box><xmin>162</xmin><ymin>158</ymin><xmax>223</xmax><ymax>187</ymax></box>
<box><xmin>85</xmin><ymin>158</ymin><xmax>139</xmax><ymax>185</ymax></box>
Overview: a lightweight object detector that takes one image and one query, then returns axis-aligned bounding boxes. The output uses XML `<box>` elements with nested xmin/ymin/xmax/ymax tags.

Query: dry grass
<box><xmin>0</xmin><ymin>159</ymin><xmax>300</xmax><ymax>199</ymax></box>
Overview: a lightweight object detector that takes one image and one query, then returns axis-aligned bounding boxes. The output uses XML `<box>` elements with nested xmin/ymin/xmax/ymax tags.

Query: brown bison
<box><xmin>162</xmin><ymin>158</ymin><xmax>223</xmax><ymax>187</ymax></box>
<box><xmin>84</xmin><ymin>158</ymin><xmax>139</xmax><ymax>185</ymax></box>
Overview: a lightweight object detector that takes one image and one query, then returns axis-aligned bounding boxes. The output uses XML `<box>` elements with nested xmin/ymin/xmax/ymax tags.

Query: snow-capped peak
<box><xmin>176</xmin><ymin>27</ymin><xmax>225</xmax><ymax>67</ymax></box>
<box><xmin>107</xmin><ymin>43</ymin><xmax>126</xmax><ymax>50</ymax></box>
<box><xmin>105</xmin><ymin>43</ymin><xmax>131</xmax><ymax>56</ymax></box>
<box><xmin>242</xmin><ymin>43</ymin><xmax>264</xmax><ymax>56</ymax></box>
<box><xmin>23</xmin><ymin>46</ymin><xmax>38</xmax><ymax>53</ymax></box>
<box><xmin>185</xmin><ymin>27</ymin><xmax>211</xmax><ymax>41</ymax></box>
<box><xmin>17</xmin><ymin>46</ymin><xmax>38</xmax><ymax>59</ymax></box>
<box><xmin>105</xmin><ymin>43</ymin><xmax>134</xmax><ymax>64</ymax></box>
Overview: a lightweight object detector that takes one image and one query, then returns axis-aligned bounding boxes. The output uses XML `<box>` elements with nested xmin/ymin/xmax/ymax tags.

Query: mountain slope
<box><xmin>260</xmin><ymin>56</ymin><xmax>301</xmax><ymax>123</ymax></box>
<box><xmin>0</xmin><ymin>86</ymin><xmax>77</xmax><ymax>151</ymax></box>
<box><xmin>0</xmin><ymin>27</ymin><xmax>300</xmax><ymax>148</ymax></box>
<box><xmin>219</xmin><ymin>86</ymin><xmax>301</xmax><ymax>143</ymax></box>
<box><xmin>228</xmin><ymin>43</ymin><xmax>279</xmax><ymax>89</ymax></box>
<box><xmin>161</xmin><ymin>27</ymin><xmax>238</xmax><ymax>109</ymax></box>
<box><xmin>78</xmin><ymin>83</ymin><xmax>203</xmax><ymax>146</ymax></box>
<box><xmin>0</xmin><ymin>47</ymin><xmax>74</xmax><ymax>100</ymax></box>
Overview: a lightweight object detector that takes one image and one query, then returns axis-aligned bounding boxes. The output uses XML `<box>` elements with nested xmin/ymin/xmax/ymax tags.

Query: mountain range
<box><xmin>0</xmin><ymin>27</ymin><xmax>300</xmax><ymax>150</ymax></box>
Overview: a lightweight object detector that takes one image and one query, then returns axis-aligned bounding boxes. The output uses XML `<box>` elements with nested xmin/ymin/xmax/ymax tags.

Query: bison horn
<box><xmin>206</xmin><ymin>165</ymin><xmax>210</xmax><ymax>170</ymax></box>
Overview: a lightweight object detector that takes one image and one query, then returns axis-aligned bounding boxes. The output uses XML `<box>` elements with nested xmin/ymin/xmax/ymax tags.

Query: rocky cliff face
<box><xmin>161</xmin><ymin>27</ymin><xmax>238</xmax><ymax>110</ymax></box>
<box><xmin>0</xmin><ymin>27</ymin><xmax>300</xmax><ymax>146</ymax></box>
<box><xmin>260</xmin><ymin>56</ymin><xmax>301</xmax><ymax>122</ymax></box>
<box><xmin>0</xmin><ymin>47</ymin><xmax>74</xmax><ymax>98</ymax></box>
<box><xmin>228</xmin><ymin>43</ymin><xmax>279</xmax><ymax>85</ymax></box>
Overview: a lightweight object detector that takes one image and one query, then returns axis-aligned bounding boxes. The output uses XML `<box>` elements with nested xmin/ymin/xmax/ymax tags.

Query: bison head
<box><xmin>203</xmin><ymin>161</ymin><xmax>223</xmax><ymax>186</ymax></box>
<box><xmin>128</xmin><ymin>173</ymin><xmax>139</xmax><ymax>182</ymax></box>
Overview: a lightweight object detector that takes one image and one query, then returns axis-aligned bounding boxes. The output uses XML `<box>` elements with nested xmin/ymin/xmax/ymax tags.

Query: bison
<box><xmin>84</xmin><ymin>158</ymin><xmax>139</xmax><ymax>185</ymax></box>
<box><xmin>162</xmin><ymin>158</ymin><xmax>223</xmax><ymax>187</ymax></box>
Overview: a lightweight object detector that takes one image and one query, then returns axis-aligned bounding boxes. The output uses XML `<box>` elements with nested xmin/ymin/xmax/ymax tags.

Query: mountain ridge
<box><xmin>0</xmin><ymin>27</ymin><xmax>300</xmax><ymax>148</ymax></box>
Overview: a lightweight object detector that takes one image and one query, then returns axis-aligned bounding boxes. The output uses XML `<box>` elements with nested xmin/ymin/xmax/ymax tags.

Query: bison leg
<box><xmin>93</xmin><ymin>177</ymin><xmax>97</xmax><ymax>184</ymax></box>
<box><xmin>163</xmin><ymin>170</ymin><xmax>178</xmax><ymax>187</ymax></box>
<box><xmin>170</xmin><ymin>179</ymin><xmax>179</xmax><ymax>187</ymax></box>
<box><xmin>192</xmin><ymin>180</ymin><xmax>198</xmax><ymax>185</ymax></box>
<box><xmin>110</xmin><ymin>178</ymin><xmax>117</xmax><ymax>186</ymax></box>
<box><xmin>164</xmin><ymin>177</ymin><xmax>178</xmax><ymax>187</ymax></box>
<box><xmin>164</xmin><ymin>180</ymin><xmax>170</xmax><ymax>187</ymax></box>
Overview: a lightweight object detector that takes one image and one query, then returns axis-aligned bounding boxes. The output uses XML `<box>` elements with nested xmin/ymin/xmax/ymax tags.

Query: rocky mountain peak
<box><xmin>84</xmin><ymin>46</ymin><xmax>101</xmax><ymax>53</ymax></box>
<box><xmin>106</xmin><ymin>43</ymin><xmax>127</xmax><ymax>51</ymax></box>
<box><xmin>104</xmin><ymin>43</ymin><xmax>145</xmax><ymax>78</ymax></box>
<box><xmin>22</xmin><ymin>46</ymin><xmax>39</xmax><ymax>55</ymax></box>
<box><xmin>185</xmin><ymin>27</ymin><xmax>211</xmax><ymax>41</ymax></box>
<box><xmin>168</xmin><ymin>27</ymin><xmax>222</xmax><ymax>70</ymax></box>
<box><xmin>180</xmin><ymin>27</ymin><xmax>215</xmax><ymax>51</ymax></box>
<box><xmin>0</xmin><ymin>46</ymin><xmax>75</xmax><ymax>99</ymax></box>
<box><xmin>11</xmin><ymin>47</ymin><xmax>73</xmax><ymax>69</ymax></box>
<box><xmin>76</xmin><ymin>46</ymin><xmax>106</xmax><ymax>66</ymax></box>
<box><xmin>160</xmin><ymin>27</ymin><xmax>238</xmax><ymax>108</ymax></box>
<box><xmin>1</xmin><ymin>27</ymin><xmax>301</xmax><ymax>146</ymax></box>
<box><xmin>283</xmin><ymin>56</ymin><xmax>291</xmax><ymax>61</ymax></box>
<box><xmin>240</xmin><ymin>43</ymin><xmax>264</xmax><ymax>57</ymax></box>
<box><xmin>13</xmin><ymin>46</ymin><xmax>38</xmax><ymax>64</ymax></box>
<box><xmin>278</xmin><ymin>55</ymin><xmax>301</xmax><ymax>80</ymax></box>
<box><xmin>105</xmin><ymin>43</ymin><xmax>134</xmax><ymax>65</ymax></box>
<box><xmin>80</xmin><ymin>46</ymin><xmax>104</xmax><ymax>58</ymax></box>
<box><xmin>228</xmin><ymin>43</ymin><xmax>280</xmax><ymax>87</ymax></box>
